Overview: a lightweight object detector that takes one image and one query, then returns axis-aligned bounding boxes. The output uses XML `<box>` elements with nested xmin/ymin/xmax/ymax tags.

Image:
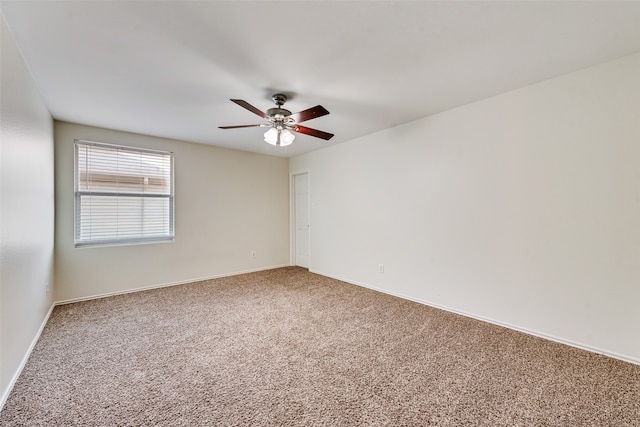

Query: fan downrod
<box><xmin>267</xmin><ymin>94</ymin><xmax>292</xmax><ymax>119</ymax></box>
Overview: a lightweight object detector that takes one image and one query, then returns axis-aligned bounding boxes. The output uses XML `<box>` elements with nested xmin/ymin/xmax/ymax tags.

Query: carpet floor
<box><xmin>1</xmin><ymin>267</ymin><xmax>639</xmax><ymax>426</ymax></box>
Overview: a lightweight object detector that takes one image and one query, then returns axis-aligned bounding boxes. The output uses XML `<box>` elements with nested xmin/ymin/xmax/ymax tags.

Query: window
<box><xmin>74</xmin><ymin>140</ymin><xmax>174</xmax><ymax>247</ymax></box>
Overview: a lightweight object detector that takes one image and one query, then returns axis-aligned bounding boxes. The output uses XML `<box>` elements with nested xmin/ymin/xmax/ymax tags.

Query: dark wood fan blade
<box><xmin>218</xmin><ymin>124</ymin><xmax>264</xmax><ymax>129</ymax></box>
<box><xmin>293</xmin><ymin>125</ymin><xmax>334</xmax><ymax>140</ymax></box>
<box><xmin>230</xmin><ymin>99</ymin><xmax>266</xmax><ymax>118</ymax></box>
<box><xmin>290</xmin><ymin>105</ymin><xmax>329</xmax><ymax>123</ymax></box>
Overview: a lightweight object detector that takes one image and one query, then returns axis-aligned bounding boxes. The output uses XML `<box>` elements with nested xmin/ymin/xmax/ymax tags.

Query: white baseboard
<box><xmin>55</xmin><ymin>264</ymin><xmax>290</xmax><ymax>305</ymax></box>
<box><xmin>0</xmin><ymin>302</ymin><xmax>55</xmax><ymax>412</ymax></box>
<box><xmin>310</xmin><ymin>269</ymin><xmax>640</xmax><ymax>367</ymax></box>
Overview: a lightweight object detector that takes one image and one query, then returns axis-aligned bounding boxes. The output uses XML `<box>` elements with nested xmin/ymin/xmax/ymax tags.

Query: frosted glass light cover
<box><xmin>280</xmin><ymin>129</ymin><xmax>295</xmax><ymax>146</ymax></box>
<box><xmin>264</xmin><ymin>127</ymin><xmax>279</xmax><ymax>145</ymax></box>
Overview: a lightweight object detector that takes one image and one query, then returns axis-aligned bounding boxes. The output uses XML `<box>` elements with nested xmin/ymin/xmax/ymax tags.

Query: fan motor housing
<box><xmin>266</xmin><ymin>107</ymin><xmax>292</xmax><ymax>119</ymax></box>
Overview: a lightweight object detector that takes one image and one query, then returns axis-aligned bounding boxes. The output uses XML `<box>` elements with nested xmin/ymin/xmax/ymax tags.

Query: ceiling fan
<box><xmin>219</xmin><ymin>94</ymin><xmax>334</xmax><ymax>147</ymax></box>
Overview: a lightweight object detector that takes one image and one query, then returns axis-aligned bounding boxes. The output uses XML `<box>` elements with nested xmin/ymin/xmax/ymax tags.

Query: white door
<box><xmin>294</xmin><ymin>173</ymin><xmax>310</xmax><ymax>268</ymax></box>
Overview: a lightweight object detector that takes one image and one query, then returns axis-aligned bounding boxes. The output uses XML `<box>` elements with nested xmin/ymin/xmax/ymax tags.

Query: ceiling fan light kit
<box><xmin>264</xmin><ymin>127</ymin><xmax>295</xmax><ymax>146</ymax></box>
<box><xmin>219</xmin><ymin>93</ymin><xmax>334</xmax><ymax>147</ymax></box>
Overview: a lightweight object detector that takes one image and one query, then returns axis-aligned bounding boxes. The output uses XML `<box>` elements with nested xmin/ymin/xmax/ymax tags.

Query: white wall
<box><xmin>291</xmin><ymin>52</ymin><xmax>640</xmax><ymax>363</ymax></box>
<box><xmin>55</xmin><ymin>122</ymin><xmax>290</xmax><ymax>301</ymax></box>
<box><xmin>0</xmin><ymin>14</ymin><xmax>55</xmax><ymax>405</ymax></box>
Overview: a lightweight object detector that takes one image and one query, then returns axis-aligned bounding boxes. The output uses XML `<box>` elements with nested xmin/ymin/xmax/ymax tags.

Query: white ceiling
<box><xmin>2</xmin><ymin>1</ymin><xmax>640</xmax><ymax>158</ymax></box>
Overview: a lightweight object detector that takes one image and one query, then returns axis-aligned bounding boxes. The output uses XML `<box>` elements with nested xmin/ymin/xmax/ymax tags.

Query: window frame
<box><xmin>74</xmin><ymin>139</ymin><xmax>175</xmax><ymax>248</ymax></box>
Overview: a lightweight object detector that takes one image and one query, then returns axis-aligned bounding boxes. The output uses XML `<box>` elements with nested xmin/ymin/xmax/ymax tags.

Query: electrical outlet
<box><xmin>378</xmin><ymin>264</ymin><xmax>384</xmax><ymax>273</ymax></box>
<box><xmin>251</xmin><ymin>251</ymin><xmax>256</xmax><ymax>258</ymax></box>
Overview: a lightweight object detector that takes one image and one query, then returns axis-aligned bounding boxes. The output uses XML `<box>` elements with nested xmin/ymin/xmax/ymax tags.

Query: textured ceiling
<box><xmin>2</xmin><ymin>1</ymin><xmax>640</xmax><ymax>157</ymax></box>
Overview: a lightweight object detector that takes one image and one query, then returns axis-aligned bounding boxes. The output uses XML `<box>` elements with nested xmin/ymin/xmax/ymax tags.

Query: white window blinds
<box><xmin>74</xmin><ymin>140</ymin><xmax>174</xmax><ymax>247</ymax></box>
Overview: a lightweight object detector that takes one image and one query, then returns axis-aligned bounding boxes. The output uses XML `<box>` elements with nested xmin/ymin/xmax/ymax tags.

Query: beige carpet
<box><xmin>1</xmin><ymin>267</ymin><xmax>639</xmax><ymax>426</ymax></box>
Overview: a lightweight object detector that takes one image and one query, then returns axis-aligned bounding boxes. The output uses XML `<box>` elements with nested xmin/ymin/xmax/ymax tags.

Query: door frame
<box><xmin>290</xmin><ymin>170</ymin><xmax>310</xmax><ymax>267</ymax></box>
